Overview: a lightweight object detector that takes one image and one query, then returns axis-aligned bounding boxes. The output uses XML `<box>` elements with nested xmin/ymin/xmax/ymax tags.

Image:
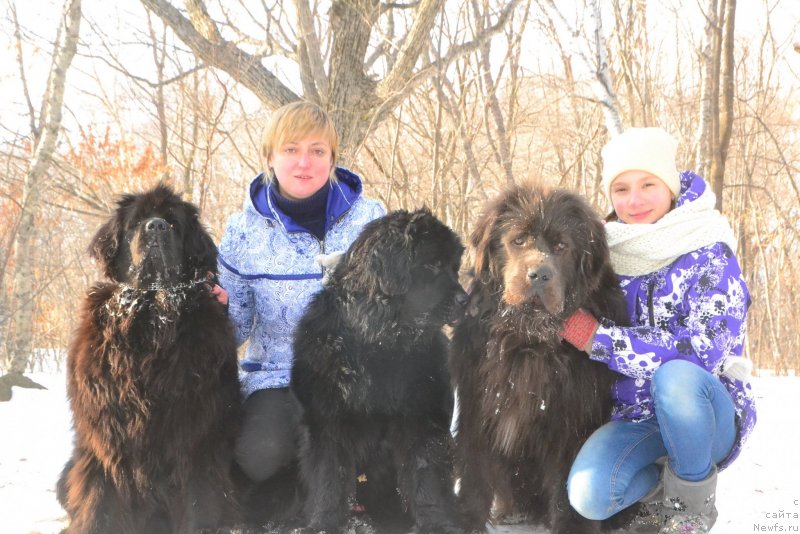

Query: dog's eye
<box><xmin>512</xmin><ymin>236</ymin><xmax>526</xmax><ymax>246</ymax></box>
<box><xmin>552</xmin><ymin>242</ymin><xmax>567</xmax><ymax>253</ymax></box>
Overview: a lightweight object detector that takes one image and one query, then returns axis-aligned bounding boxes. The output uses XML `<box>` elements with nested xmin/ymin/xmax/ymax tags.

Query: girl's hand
<box><xmin>560</xmin><ymin>308</ymin><xmax>599</xmax><ymax>353</ymax></box>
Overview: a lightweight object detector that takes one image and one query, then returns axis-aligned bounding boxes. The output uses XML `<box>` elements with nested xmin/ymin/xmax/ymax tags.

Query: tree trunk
<box><xmin>2</xmin><ymin>0</ymin><xmax>81</xmax><ymax>400</ymax></box>
<box><xmin>325</xmin><ymin>0</ymin><xmax>381</xmax><ymax>164</ymax></box>
<box><xmin>145</xmin><ymin>11</ymin><xmax>170</xmax><ymax>175</ymax></box>
<box><xmin>695</xmin><ymin>0</ymin><xmax>736</xmax><ymax>211</ymax></box>
<box><xmin>709</xmin><ymin>0</ymin><xmax>736</xmax><ymax>210</ymax></box>
<box><xmin>472</xmin><ymin>0</ymin><xmax>514</xmax><ymax>185</ymax></box>
<box><xmin>694</xmin><ymin>0</ymin><xmax>718</xmax><ymax>177</ymax></box>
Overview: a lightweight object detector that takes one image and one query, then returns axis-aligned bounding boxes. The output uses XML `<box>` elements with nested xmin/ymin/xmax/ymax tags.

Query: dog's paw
<box><xmin>344</xmin><ymin>515</ymin><xmax>377</xmax><ymax>534</ymax></box>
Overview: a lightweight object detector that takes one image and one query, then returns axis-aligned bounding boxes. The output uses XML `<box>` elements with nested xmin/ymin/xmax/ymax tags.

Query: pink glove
<box><xmin>560</xmin><ymin>308</ymin><xmax>599</xmax><ymax>352</ymax></box>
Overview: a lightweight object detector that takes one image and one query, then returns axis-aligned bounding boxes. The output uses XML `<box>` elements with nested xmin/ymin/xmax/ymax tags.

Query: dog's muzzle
<box><xmin>525</xmin><ymin>264</ymin><xmax>563</xmax><ymax>314</ymax></box>
<box><xmin>446</xmin><ymin>288</ymin><xmax>470</xmax><ymax>325</ymax></box>
<box><xmin>132</xmin><ymin>217</ymin><xmax>181</xmax><ymax>286</ymax></box>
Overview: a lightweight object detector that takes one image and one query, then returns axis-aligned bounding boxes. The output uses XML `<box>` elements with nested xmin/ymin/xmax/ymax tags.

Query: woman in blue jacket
<box><xmin>562</xmin><ymin>128</ymin><xmax>756</xmax><ymax>533</ymax></box>
<box><xmin>213</xmin><ymin>101</ymin><xmax>385</xmax><ymax>485</ymax></box>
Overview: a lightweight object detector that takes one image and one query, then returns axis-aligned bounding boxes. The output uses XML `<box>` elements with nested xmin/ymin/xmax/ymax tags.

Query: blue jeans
<box><xmin>567</xmin><ymin>360</ymin><xmax>736</xmax><ymax>521</ymax></box>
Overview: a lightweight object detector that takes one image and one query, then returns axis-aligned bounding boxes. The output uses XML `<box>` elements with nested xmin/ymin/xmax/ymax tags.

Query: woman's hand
<box><xmin>210</xmin><ymin>284</ymin><xmax>229</xmax><ymax>306</ymax></box>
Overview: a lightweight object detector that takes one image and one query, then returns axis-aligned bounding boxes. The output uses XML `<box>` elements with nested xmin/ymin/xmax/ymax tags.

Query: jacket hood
<box><xmin>247</xmin><ymin>167</ymin><xmax>365</xmax><ymax>234</ymax></box>
<box><xmin>674</xmin><ymin>170</ymin><xmax>707</xmax><ymax>208</ymax></box>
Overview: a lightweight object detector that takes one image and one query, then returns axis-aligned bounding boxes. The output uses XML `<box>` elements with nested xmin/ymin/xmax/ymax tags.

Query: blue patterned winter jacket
<box><xmin>590</xmin><ymin>172</ymin><xmax>756</xmax><ymax>469</ymax></box>
<box><xmin>217</xmin><ymin>168</ymin><xmax>385</xmax><ymax>398</ymax></box>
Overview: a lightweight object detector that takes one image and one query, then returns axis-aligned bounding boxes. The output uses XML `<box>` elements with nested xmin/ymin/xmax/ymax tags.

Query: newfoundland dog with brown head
<box><xmin>57</xmin><ymin>184</ymin><xmax>241</xmax><ymax>534</ymax></box>
<box><xmin>290</xmin><ymin>208</ymin><xmax>467</xmax><ymax>534</ymax></box>
<box><xmin>450</xmin><ymin>184</ymin><xmax>627</xmax><ymax>533</ymax></box>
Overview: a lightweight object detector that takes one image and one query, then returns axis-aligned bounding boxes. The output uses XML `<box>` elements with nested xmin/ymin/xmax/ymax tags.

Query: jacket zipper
<box><xmin>320</xmin><ymin>209</ymin><xmax>353</xmax><ymax>252</ymax></box>
<box><xmin>646</xmin><ymin>280</ymin><xmax>655</xmax><ymax>327</ymax></box>
<box><xmin>285</xmin><ymin>209</ymin><xmax>350</xmax><ymax>277</ymax></box>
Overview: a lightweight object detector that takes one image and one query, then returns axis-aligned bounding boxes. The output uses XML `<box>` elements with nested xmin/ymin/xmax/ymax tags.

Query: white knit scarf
<box><xmin>605</xmin><ymin>185</ymin><xmax>738</xmax><ymax>276</ymax></box>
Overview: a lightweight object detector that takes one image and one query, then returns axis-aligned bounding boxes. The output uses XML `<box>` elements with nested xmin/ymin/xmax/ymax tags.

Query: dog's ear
<box><xmin>369</xmin><ymin>242</ymin><xmax>411</xmax><ymax>296</ymax></box>
<box><xmin>88</xmin><ymin>194</ymin><xmax>136</xmax><ymax>281</ymax></box>
<box><xmin>340</xmin><ymin>215</ymin><xmax>412</xmax><ymax>297</ymax></box>
<box><xmin>403</xmin><ymin>207</ymin><xmax>433</xmax><ymax>242</ymax></box>
<box><xmin>470</xmin><ymin>196</ymin><xmax>505</xmax><ymax>279</ymax></box>
<box><xmin>88</xmin><ymin>217</ymin><xmax>122</xmax><ymax>280</ymax></box>
<box><xmin>341</xmin><ymin>245</ymin><xmax>411</xmax><ymax>297</ymax></box>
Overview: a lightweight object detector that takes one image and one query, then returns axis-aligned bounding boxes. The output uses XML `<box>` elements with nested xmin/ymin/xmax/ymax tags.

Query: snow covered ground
<box><xmin>1</xmin><ymin>372</ymin><xmax>798</xmax><ymax>534</ymax></box>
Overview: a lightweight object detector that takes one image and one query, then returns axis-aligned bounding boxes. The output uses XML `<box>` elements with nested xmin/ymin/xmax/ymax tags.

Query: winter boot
<box><xmin>658</xmin><ymin>464</ymin><xmax>718</xmax><ymax>534</ymax></box>
<box><xmin>605</xmin><ymin>457</ymin><xmax>666</xmax><ymax>533</ymax></box>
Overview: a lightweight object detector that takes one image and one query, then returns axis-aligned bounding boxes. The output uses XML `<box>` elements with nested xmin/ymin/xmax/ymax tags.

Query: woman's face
<box><xmin>268</xmin><ymin>133</ymin><xmax>333</xmax><ymax>200</ymax></box>
<box><xmin>610</xmin><ymin>170</ymin><xmax>674</xmax><ymax>224</ymax></box>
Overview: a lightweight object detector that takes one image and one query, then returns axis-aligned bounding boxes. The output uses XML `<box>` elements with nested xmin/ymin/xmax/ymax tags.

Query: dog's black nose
<box><xmin>144</xmin><ymin>217</ymin><xmax>169</xmax><ymax>234</ymax></box>
<box><xmin>527</xmin><ymin>266</ymin><xmax>552</xmax><ymax>282</ymax></box>
<box><xmin>455</xmin><ymin>290</ymin><xmax>469</xmax><ymax>307</ymax></box>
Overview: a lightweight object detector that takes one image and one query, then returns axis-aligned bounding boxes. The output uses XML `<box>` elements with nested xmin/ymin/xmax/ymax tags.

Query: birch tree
<box><xmin>539</xmin><ymin>0</ymin><xmax>624</xmax><ymax>137</ymax></box>
<box><xmin>0</xmin><ymin>0</ymin><xmax>81</xmax><ymax>401</ymax></box>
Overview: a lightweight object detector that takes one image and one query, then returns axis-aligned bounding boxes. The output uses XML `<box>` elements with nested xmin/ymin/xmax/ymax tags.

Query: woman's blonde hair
<box><xmin>261</xmin><ymin>101</ymin><xmax>339</xmax><ymax>181</ymax></box>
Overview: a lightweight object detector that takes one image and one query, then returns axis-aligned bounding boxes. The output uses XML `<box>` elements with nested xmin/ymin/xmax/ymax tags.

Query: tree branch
<box><xmin>373</xmin><ymin>0</ymin><xmax>523</xmax><ymax>122</ymax></box>
<box><xmin>294</xmin><ymin>0</ymin><xmax>328</xmax><ymax>97</ymax></box>
<box><xmin>138</xmin><ymin>0</ymin><xmax>299</xmax><ymax>109</ymax></box>
<box><xmin>10</xmin><ymin>2</ymin><xmax>39</xmax><ymax>141</ymax></box>
<box><xmin>28</xmin><ymin>0</ymin><xmax>81</xmax><ymax>182</ymax></box>
<box><xmin>379</xmin><ymin>0</ymin><xmax>442</xmax><ymax>93</ymax></box>
<box><xmin>79</xmin><ymin>48</ymin><xmax>205</xmax><ymax>89</ymax></box>
<box><xmin>184</xmin><ymin>0</ymin><xmax>223</xmax><ymax>43</ymax></box>
<box><xmin>539</xmin><ymin>0</ymin><xmax>623</xmax><ymax>135</ymax></box>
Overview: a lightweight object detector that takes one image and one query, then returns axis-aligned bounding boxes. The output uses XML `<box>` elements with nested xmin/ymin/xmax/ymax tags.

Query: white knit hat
<box><xmin>601</xmin><ymin>127</ymin><xmax>680</xmax><ymax>199</ymax></box>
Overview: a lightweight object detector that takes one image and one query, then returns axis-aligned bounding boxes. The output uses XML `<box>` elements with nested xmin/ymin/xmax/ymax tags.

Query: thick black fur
<box><xmin>291</xmin><ymin>208</ymin><xmax>468</xmax><ymax>534</ymax></box>
<box><xmin>450</xmin><ymin>185</ymin><xmax>627</xmax><ymax>533</ymax></box>
<box><xmin>56</xmin><ymin>184</ymin><xmax>241</xmax><ymax>534</ymax></box>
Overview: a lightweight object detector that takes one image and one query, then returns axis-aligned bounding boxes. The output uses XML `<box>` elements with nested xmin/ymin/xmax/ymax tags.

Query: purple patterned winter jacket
<box><xmin>590</xmin><ymin>172</ymin><xmax>756</xmax><ymax>469</ymax></box>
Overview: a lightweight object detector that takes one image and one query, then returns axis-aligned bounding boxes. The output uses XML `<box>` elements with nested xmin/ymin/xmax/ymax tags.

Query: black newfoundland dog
<box><xmin>450</xmin><ymin>185</ymin><xmax>627</xmax><ymax>533</ymax></box>
<box><xmin>57</xmin><ymin>184</ymin><xmax>241</xmax><ymax>533</ymax></box>
<box><xmin>290</xmin><ymin>208</ymin><xmax>467</xmax><ymax>534</ymax></box>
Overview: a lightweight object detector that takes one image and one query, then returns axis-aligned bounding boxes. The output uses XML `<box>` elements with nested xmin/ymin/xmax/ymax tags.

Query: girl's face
<box><xmin>268</xmin><ymin>133</ymin><xmax>333</xmax><ymax>200</ymax></box>
<box><xmin>610</xmin><ymin>170</ymin><xmax>674</xmax><ymax>224</ymax></box>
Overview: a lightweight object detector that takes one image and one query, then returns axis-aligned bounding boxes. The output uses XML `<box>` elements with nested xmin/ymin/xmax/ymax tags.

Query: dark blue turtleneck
<box><xmin>269</xmin><ymin>177</ymin><xmax>330</xmax><ymax>241</ymax></box>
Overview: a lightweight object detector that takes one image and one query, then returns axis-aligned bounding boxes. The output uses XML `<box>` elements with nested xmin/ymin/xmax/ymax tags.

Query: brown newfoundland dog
<box><xmin>450</xmin><ymin>185</ymin><xmax>627</xmax><ymax>533</ymax></box>
<box><xmin>57</xmin><ymin>185</ymin><xmax>241</xmax><ymax>534</ymax></box>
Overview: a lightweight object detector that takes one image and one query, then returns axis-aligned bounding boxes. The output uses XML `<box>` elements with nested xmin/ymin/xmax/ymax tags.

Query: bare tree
<box><xmin>0</xmin><ymin>0</ymin><xmax>82</xmax><ymax>401</ymax></box>
<box><xmin>137</xmin><ymin>0</ymin><xmax>523</xmax><ymax>161</ymax></box>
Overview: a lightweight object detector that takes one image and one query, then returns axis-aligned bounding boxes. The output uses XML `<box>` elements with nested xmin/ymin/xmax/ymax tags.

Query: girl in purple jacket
<box><xmin>562</xmin><ymin>128</ymin><xmax>756</xmax><ymax>533</ymax></box>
